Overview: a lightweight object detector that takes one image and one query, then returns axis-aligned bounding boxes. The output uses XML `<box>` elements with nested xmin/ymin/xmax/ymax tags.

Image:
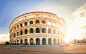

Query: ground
<box><xmin>0</xmin><ymin>44</ymin><xmax>86</xmax><ymax>54</ymax></box>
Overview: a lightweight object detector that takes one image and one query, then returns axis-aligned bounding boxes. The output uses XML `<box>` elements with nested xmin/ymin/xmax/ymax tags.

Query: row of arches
<box><xmin>12</xmin><ymin>38</ymin><xmax>62</xmax><ymax>45</ymax></box>
<box><xmin>14</xmin><ymin>20</ymin><xmax>46</xmax><ymax>29</ymax></box>
<box><xmin>13</xmin><ymin>28</ymin><xmax>64</xmax><ymax>37</ymax></box>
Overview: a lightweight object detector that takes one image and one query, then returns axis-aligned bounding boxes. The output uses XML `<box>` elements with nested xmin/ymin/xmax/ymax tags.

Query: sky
<box><xmin>0</xmin><ymin>0</ymin><xmax>86</xmax><ymax>42</ymax></box>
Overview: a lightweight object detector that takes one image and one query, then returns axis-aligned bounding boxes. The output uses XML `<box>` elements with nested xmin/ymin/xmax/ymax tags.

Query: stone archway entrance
<box><xmin>20</xmin><ymin>39</ymin><xmax>23</xmax><ymax>45</ymax></box>
<box><xmin>48</xmin><ymin>38</ymin><xmax>51</xmax><ymax>45</ymax></box>
<box><xmin>36</xmin><ymin>38</ymin><xmax>40</xmax><ymax>45</ymax></box>
<box><xmin>54</xmin><ymin>39</ymin><xmax>56</xmax><ymax>44</ymax></box>
<box><xmin>30</xmin><ymin>38</ymin><xmax>33</xmax><ymax>45</ymax></box>
<box><xmin>42</xmin><ymin>38</ymin><xmax>46</xmax><ymax>45</ymax></box>
<box><xmin>25</xmin><ymin>39</ymin><xmax>28</xmax><ymax>45</ymax></box>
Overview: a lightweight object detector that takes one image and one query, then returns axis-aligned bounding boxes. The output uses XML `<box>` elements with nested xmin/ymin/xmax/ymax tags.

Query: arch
<box><xmin>25</xmin><ymin>22</ymin><xmax>27</xmax><ymax>26</ymax></box>
<box><xmin>42</xmin><ymin>28</ymin><xmax>46</xmax><ymax>33</ymax></box>
<box><xmin>48</xmin><ymin>38</ymin><xmax>51</xmax><ymax>45</ymax></box>
<box><xmin>30</xmin><ymin>21</ymin><xmax>33</xmax><ymax>24</ymax></box>
<box><xmin>36</xmin><ymin>20</ymin><xmax>39</xmax><ymax>24</ymax></box>
<box><xmin>54</xmin><ymin>39</ymin><xmax>56</xmax><ymax>44</ymax></box>
<box><xmin>36</xmin><ymin>28</ymin><xmax>40</xmax><ymax>33</ymax></box>
<box><xmin>14</xmin><ymin>27</ymin><xmax>16</xmax><ymax>30</ymax></box>
<box><xmin>17</xmin><ymin>32</ymin><xmax>19</xmax><ymax>36</ymax></box>
<box><xmin>42</xmin><ymin>20</ymin><xmax>46</xmax><ymax>24</ymax></box>
<box><xmin>53</xmin><ymin>30</ymin><xmax>55</xmax><ymax>34</ymax></box>
<box><xmin>17</xmin><ymin>25</ymin><xmax>19</xmax><ymax>28</ymax></box>
<box><xmin>30</xmin><ymin>28</ymin><xmax>33</xmax><ymax>33</ymax></box>
<box><xmin>30</xmin><ymin>38</ymin><xmax>33</xmax><ymax>45</ymax></box>
<box><xmin>25</xmin><ymin>29</ymin><xmax>27</xmax><ymax>34</ymax></box>
<box><xmin>48</xmin><ymin>29</ymin><xmax>51</xmax><ymax>34</ymax></box>
<box><xmin>42</xmin><ymin>38</ymin><xmax>46</xmax><ymax>45</ymax></box>
<box><xmin>20</xmin><ymin>23</ymin><xmax>22</xmax><ymax>27</ymax></box>
<box><xmin>14</xmin><ymin>33</ymin><xmax>16</xmax><ymax>37</ymax></box>
<box><xmin>20</xmin><ymin>31</ymin><xmax>23</xmax><ymax>35</ymax></box>
<box><xmin>20</xmin><ymin>39</ymin><xmax>23</xmax><ymax>45</ymax></box>
<box><xmin>36</xmin><ymin>38</ymin><xmax>40</xmax><ymax>45</ymax></box>
<box><xmin>25</xmin><ymin>39</ymin><xmax>28</xmax><ymax>45</ymax></box>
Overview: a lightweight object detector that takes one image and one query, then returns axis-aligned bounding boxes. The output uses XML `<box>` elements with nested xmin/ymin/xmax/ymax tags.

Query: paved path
<box><xmin>0</xmin><ymin>45</ymin><xmax>86</xmax><ymax>54</ymax></box>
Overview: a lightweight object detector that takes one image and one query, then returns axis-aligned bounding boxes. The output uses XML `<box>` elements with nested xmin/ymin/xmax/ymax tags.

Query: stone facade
<box><xmin>9</xmin><ymin>11</ymin><xmax>67</xmax><ymax>45</ymax></box>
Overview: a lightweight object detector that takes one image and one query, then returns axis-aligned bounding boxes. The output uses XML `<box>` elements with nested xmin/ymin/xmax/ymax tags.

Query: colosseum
<box><xmin>9</xmin><ymin>11</ymin><xmax>67</xmax><ymax>45</ymax></box>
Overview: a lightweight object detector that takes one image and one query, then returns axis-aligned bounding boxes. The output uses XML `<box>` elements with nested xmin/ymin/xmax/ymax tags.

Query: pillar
<box><xmin>46</xmin><ymin>38</ymin><xmax>48</xmax><ymax>45</ymax></box>
<box><xmin>33</xmin><ymin>38</ymin><xmax>36</xmax><ymax>45</ymax></box>
<box><xmin>46</xmin><ymin>27</ymin><xmax>48</xmax><ymax>35</ymax></box>
<box><xmin>40</xmin><ymin>27</ymin><xmax>42</xmax><ymax>33</ymax></box>
<box><xmin>40</xmin><ymin>38</ymin><xmax>42</xmax><ymax>45</ymax></box>
<box><xmin>28</xmin><ymin>38</ymin><xmax>30</xmax><ymax>45</ymax></box>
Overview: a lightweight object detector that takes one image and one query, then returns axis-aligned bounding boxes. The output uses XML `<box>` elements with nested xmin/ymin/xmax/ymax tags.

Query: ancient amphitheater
<box><xmin>9</xmin><ymin>11</ymin><xmax>67</xmax><ymax>45</ymax></box>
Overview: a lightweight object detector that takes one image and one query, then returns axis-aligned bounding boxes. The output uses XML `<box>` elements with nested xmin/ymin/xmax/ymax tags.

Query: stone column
<box><xmin>40</xmin><ymin>19</ymin><xmax>42</xmax><ymax>24</ymax></box>
<box><xmin>33</xmin><ymin>20</ymin><xmax>35</xmax><ymax>24</ymax></box>
<box><xmin>46</xmin><ymin>38</ymin><xmax>48</xmax><ymax>45</ymax></box>
<box><xmin>33</xmin><ymin>38</ymin><xmax>36</xmax><ymax>45</ymax></box>
<box><xmin>51</xmin><ymin>38</ymin><xmax>54</xmax><ymax>45</ymax></box>
<box><xmin>23</xmin><ymin>22</ymin><xmax>24</xmax><ymax>26</ymax></box>
<box><xmin>19</xmin><ymin>39</ymin><xmax>20</xmax><ymax>45</ymax></box>
<box><xmin>51</xmin><ymin>28</ymin><xmax>53</xmax><ymax>34</ymax></box>
<box><xmin>33</xmin><ymin>27</ymin><xmax>36</xmax><ymax>34</ymax></box>
<box><xmin>28</xmin><ymin>38</ymin><xmax>30</xmax><ymax>45</ymax></box>
<box><xmin>40</xmin><ymin>38</ymin><xmax>42</xmax><ymax>45</ymax></box>
<box><xmin>46</xmin><ymin>27</ymin><xmax>48</xmax><ymax>35</ymax></box>
<box><xmin>28</xmin><ymin>21</ymin><xmax>29</xmax><ymax>25</ymax></box>
<box><xmin>23</xmin><ymin>29</ymin><xmax>24</xmax><ymax>35</ymax></box>
<box><xmin>16</xmin><ymin>40</ymin><xmax>17</xmax><ymax>45</ymax></box>
<box><xmin>56</xmin><ymin>39</ymin><xmax>58</xmax><ymax>44</ymax></box>
<box><xmin>40</xmin><ymin>27</ymin><xmax>42</xmax><ymax>33</ymax></box>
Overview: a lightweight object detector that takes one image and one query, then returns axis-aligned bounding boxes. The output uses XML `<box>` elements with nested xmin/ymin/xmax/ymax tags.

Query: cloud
<box><xmin>0</xmin><ymin>33</ymin><xmax>9</xmax><ymax>42</ymax></box>
<box><xmin>68</xmin><ymin>4</ymin><xmax>86</xmax><ymax>39</ymax></box>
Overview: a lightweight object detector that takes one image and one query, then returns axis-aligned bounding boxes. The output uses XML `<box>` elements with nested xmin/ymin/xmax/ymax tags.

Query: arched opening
<box><xmin>36</xmin><ymin>20</ymin><xmax>39</xmax><ymax>24</ymax></box>
<box><xmin>54</xmin><ymin>39</ymin><xmax>56</xmax><ymax>44</ymax></box>
<box><xmin>42</xmin><ymin>38</ymin><xmax>46</xmax><ymax>45</ymax></box>
<box><xmin>25</xmin><ymin>39</ymin><xmax>28</xmax><ymax>45</ymax></box>
<box><xmin>48</xmin><ymin>29</ymin><xmax>51</xmax><ymax>34</ymax></box>
<box><xmin>25</xmin><ymin>29</ymin><xmax>27</xmax><ymax>34</ymax></box>
<box><xmin>42</xmin><ymin>28</ymin><xmax>46</xmax><ymax>33</ymax></box>
<box><xmin>20</xmin><ymin>31</ymin><xmax>23</xmax><ymax>35</ymax></box>
<box><xmin>17</xmin><ymin>32</ymin><xmax>19</xmax><ymax>36</ymax></box>
<box><xmin>30</xmin><ymin>28</ymin><xmax>33</xmax><ymax>33</ymax></box>
<box><xmin>20</xmin><ymin>39</ymin><xmax>23</xmax><ymax>45</ymax></box>
<box><xmin>53</xmin><ymin>30</ymin><xmax>55</xmax><ymax>34</ymax></box>
<box><xmin>30</xmin><ymin>21</ymin><xmax>33</xmax><ymax>24</ymax></box>
<box><xmin>30</xmin><ymin>38</ymin><xmax>33</xmax><ymax>45</ymax></box>
<box><xmin>17</xmin><ymin>25</ymin><xmax>19</xmax><ymax>28</ymax></box>
<box><xmin>20</xmin><ymin>24</ymin><xmax>22</xmax><ymax>27</ymax></box>
<box><xmin>48</xmin><ymin>38</ymin><xmax>51</xmax><ymax>45</ymax></box>
<box><xmin>36</xmin><ymin>28</ymin><xmax>40</xmax><ymax>33</ymax></box>
<box><xmin>25</xmin><ymin>22</ymin><xmax>27</xmax><ymax>26</ymax></box>
<box><xmin>42</xmin><ymin>20</ymin><xmax>46</xmax><ymax>24</ymax></box>
<box><xmin>14</xmin><ymin>33</ymin><xmax>16</xmax><ymax>37</ymax></box>
<box><xmin>36</xmin><ymin>38</ymin><xmax>40</xmax><ymax>45</ymax></box>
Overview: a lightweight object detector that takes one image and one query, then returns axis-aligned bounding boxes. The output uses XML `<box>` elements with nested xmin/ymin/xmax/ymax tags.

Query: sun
<box><xmin>64</xmin><ymin>37</ymin><xmax>70</xmax><ymax>43</ymax></box>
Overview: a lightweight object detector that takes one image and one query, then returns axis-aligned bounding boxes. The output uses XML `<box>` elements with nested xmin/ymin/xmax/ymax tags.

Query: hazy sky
<box><xmin>0</xmin><ymin>0</ymin><xmax>86</xmax><ymax>42</ymax></box>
